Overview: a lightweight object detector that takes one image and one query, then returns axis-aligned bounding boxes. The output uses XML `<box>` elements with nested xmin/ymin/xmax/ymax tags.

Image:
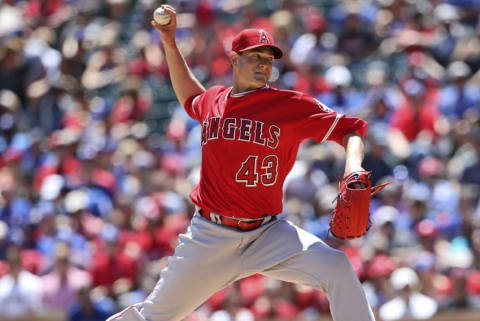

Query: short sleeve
<box><xmin>183</xmin><ymin>93</ymin><xmax>204</xmax><ymax>121</ymax></box>
<box><xmin>295</xmin><ymin>95</ymin><xmax>367</xmax><ymax>146</ymax></box>
<box><xmin>326</xmin><ymin>114</ymin><xmax>367</xmax><ymax>146</ymax></box>
<box><xmin>183</xmin><ymin>86</ymin><xmax>226</xmax><ymax>121</ymax></box>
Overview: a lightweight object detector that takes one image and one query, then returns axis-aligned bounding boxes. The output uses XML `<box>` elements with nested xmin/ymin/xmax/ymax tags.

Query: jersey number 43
<box><xmin>235</xmin><ymin>155</ymin><xmax>278</xmax><ymax>187</ymax></box>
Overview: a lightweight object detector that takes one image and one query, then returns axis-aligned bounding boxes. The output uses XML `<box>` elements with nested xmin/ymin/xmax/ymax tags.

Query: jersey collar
<box><xmin>230</xmin><ymin>85</ymin><xmax>270</xmax><ymax>98</ymax></box>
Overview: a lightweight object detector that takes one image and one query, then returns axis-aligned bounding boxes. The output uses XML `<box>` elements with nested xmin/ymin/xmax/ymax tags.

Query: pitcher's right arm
<box><xmin>151</xmin><ymin>5</ymin><xmax>205</xmax><ymax>106</ymax></box>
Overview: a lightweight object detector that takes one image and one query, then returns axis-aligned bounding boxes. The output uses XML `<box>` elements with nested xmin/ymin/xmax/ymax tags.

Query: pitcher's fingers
<box><xmin>162</xmin><ymin>4</ymin><xmax>177</xmax><ymax>13</ymax></box>
<box><xmin>352</xmin><ymin>182</ymin><xmax>367</xmax><ymax>189</ymax></box>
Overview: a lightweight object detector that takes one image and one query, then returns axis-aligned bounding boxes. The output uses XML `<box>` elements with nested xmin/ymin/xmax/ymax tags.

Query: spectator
<box><xmin>42</xmin><ymin>242</ymin><xmax>92</xmax><ymax>311</ymax></box>
<box><xmin>461</xmin><ymin>127</ymin><xmax>480</xmax><ymax>186</ymax></box>
<box><xmin>440</xmin><ymin>61</ymin><xmax>480</xmax><ymax>123</ymax></box>
<box><xmin>336</xmin><ymin>10</ymin><xmax>378</xmax><ymax>60</ymax></box>
<box><xmin>390</xmin><ymin>78</ymin><xmax>441</xmax><ymax>142</ymax></box>
<box><xmin>0</xmin><ymin>36</ymin><xmax>44</xmax><ymax>106</ymax></box>
<box><xmin>317</xmin><ymin>65</ymin><xmax>366</xmax><ymax>115</ymax></box>
<box><xmin>0</xmin><ymin>245</ymin><xmax>43</xmax><ymax>318</ymax></box>
<box><xmin>430</xmin><ymin>4</ymin><xmax>461</xmax><ymax>67</ymax></box>
<box><xmin>89</xmin><ymin>224</ymin><xmax>139</xmax><ymax>291</ymax></box>
<box><xmin>379</xmin><ymin>267</ymin><xmax>438</xmax><ymax>320</ymax></box>
<box><xmin>69</xmin><ymin>285</ymin><xmax>114</xmax><ymax>321</ymax></box>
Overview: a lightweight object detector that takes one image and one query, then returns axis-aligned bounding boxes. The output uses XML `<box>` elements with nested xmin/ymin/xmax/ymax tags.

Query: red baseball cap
<box><xmin>232</xmin><ymin>28</ymin><xmax>283</xmax><ymax>59</ymax></box>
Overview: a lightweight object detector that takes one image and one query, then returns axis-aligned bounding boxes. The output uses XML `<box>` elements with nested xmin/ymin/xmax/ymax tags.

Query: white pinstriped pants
<box><xmin>107</xmin><ymin>210</ymin><xmax>375</xmax><ymax>321</ymax></box>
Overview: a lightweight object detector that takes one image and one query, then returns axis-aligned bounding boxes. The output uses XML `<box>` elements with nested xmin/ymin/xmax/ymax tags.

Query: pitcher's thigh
<box><xmin>242</xmin><ymin>219</ymin><xmax>347</xmax><ymax>284</ymax></box>
<box><xmin>142</xmin><ymin>257</ymin><xmax>232</xmax><ymax>321</ymax></box>
<box><xmin>256</xmin><ymin>222</ymin><xmax>375</xmax><ymax>321</ymax></box>
<box><xmin>258</xmin><ymin>223</ymin><xmax>353</xmax><ymax>289</ymax></box>
<box><xmin>141</xmin><ymin>220</ymin><xmax>242</xmax><ymax>321</ymax></box>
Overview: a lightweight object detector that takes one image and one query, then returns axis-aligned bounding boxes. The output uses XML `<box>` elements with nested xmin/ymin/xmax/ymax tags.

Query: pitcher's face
<box><xmin>233</xmin><ymin>46</ymin><xmax>274</xmax><ymax>90</ymax></box>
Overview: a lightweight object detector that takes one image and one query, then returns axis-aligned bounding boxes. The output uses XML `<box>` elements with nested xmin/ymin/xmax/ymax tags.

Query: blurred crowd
<box><xmin>1</xmin><ymin>0</ymin><xmax>480</xmax><ymax>320</ymax></box>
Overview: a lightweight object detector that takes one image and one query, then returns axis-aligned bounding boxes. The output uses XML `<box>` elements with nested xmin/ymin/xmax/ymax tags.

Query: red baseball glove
<box><xmin>329</xmin><ymin>171</ymin><xmax>391</xmax><ymax>239</ymax></box>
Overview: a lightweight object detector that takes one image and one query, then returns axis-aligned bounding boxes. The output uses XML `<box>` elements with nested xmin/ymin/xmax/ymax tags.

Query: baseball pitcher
<box><xmin>107</xmin><ymin>5</ymin><xmax>383</xmax><ymax>321</ymax></box>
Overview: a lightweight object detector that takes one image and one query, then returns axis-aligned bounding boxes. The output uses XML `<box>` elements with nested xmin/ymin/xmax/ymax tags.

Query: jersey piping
<box><xmin>321</xmin><ymin>113</ymin><xmax>343</xmax><ymax>142</ymax></box>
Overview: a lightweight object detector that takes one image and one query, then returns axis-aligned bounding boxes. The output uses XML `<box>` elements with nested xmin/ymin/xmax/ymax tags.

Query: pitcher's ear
<box><xmin>229</xmin><ymin>51</ymin><xmax>238</xmax><ymax>66</ymax></box>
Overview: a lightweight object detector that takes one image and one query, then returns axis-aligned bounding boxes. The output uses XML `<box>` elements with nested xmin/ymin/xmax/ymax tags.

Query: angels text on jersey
<box><xmin>201</xmin><ymin>116</ymin><xmax>280</xmax><ymax>149</ymax></box>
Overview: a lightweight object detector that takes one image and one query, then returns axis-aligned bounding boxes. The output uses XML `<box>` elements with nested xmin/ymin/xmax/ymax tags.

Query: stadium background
<box><xmin>0</xmin><ymin>0</ymin><xmax>480</xmax><ymax>320</ymax></box>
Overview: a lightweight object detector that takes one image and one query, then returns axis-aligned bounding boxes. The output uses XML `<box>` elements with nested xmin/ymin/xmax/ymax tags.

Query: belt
<box><xmin>199</xmin><ymin>208</ymin><xmax>276</xmax><ymax>231</ymax></box>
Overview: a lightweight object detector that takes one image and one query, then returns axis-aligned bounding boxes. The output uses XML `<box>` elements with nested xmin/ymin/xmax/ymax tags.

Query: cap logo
<box><xmin>259</xmin><ymin>30</ymin><xmax>270</xmax><ymax>44</ymax></box>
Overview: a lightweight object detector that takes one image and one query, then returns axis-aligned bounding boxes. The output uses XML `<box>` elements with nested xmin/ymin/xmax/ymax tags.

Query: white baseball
<box><xmin>153</xmin><ymin>7</ymin><xmax>171</xmax><ymax>26</ymax></box>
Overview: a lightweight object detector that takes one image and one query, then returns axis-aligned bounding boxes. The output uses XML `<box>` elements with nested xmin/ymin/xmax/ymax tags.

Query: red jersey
<box><xmin>184</xmin><ymin>86</ymin><xmax>366</xmax><ymax>219</ymax></box>
<box><xmin>390</xmin><ymin>94</ymin><xmax>439</xmax><ymax>142</ymax></box>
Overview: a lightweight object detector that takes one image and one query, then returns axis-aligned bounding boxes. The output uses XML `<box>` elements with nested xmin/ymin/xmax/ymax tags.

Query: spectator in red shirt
<box><xmin>89</xmin><ymin>224</ymin><xmax>139</xmax><ymax>291</ymax></box>
<box><xmin>390</xmin><ymin>79</ymin><xmax>440</xmax><ymax>142</ymax></box>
